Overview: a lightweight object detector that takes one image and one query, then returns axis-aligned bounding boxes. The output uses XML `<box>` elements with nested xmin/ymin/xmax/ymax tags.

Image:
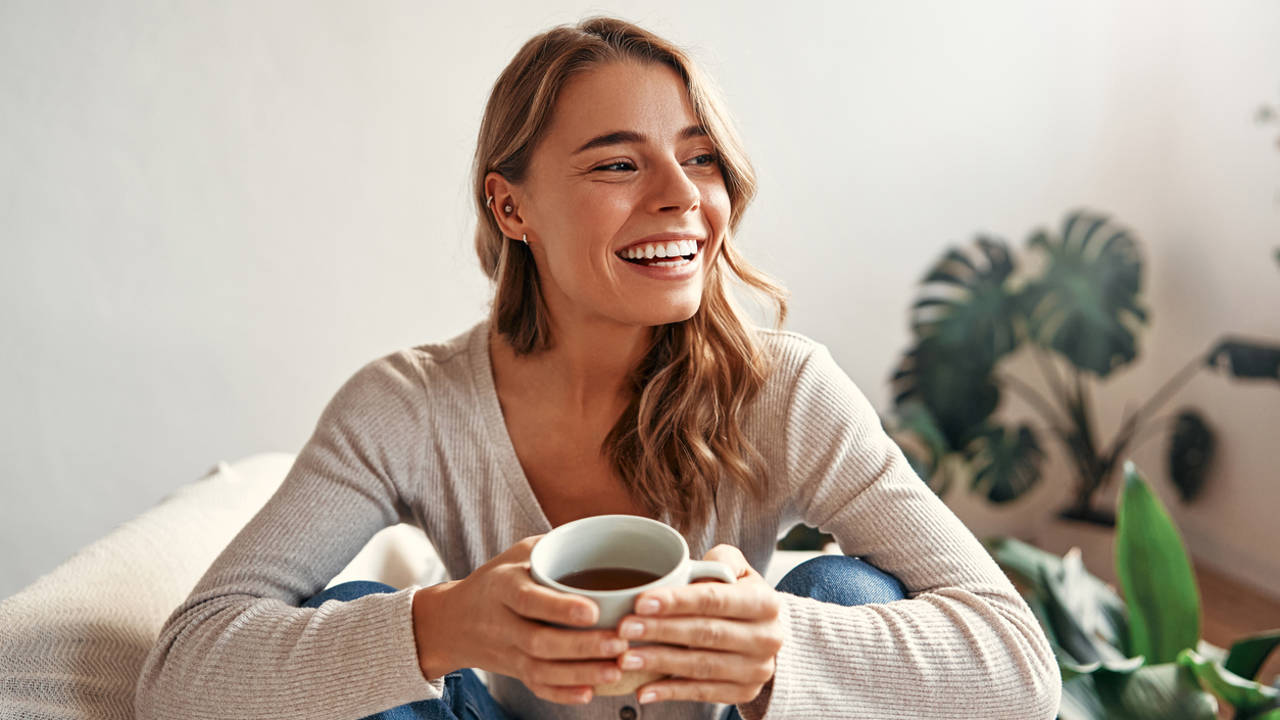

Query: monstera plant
<box><xmin>888</xmin><ymin>210</ymin><xmax>1280</xmax><ymax>525</ymax></box>
<box><xmin>987</xmin><ymin>463</ymin><xmax>1280</xmax><ymax>719</ymax></box>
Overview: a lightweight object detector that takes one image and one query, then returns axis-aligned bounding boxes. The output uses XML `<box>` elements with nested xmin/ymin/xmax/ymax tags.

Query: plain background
<box><xmin>2</xmin><ymin>0</ymin><xmax>1278</xmax><ymax>601</ymax></box>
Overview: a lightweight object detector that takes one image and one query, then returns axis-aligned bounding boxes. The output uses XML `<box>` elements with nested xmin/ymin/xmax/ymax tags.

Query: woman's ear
<box><xmin>484</xmin><ymin>172</ymin><xmax>529</xmax><ymax>241</ymax></box>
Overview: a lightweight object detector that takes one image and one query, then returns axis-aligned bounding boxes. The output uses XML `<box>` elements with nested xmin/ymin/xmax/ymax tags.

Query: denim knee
<box><xmin>776</xmin><ymin>555</ymin><xmax>907</xmax><ymax>606</ymax></box>
<box><xmin>302</xmin><ymin>580</ymin><xmax>398</xmax><ymax>608</ymax></box>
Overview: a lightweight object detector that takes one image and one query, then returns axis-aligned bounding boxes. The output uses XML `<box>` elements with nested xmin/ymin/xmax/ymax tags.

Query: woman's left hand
<box><xmin>614</xmin><ymin>544</ymin><xmax>785</xmax><ymax>706</ymax></box>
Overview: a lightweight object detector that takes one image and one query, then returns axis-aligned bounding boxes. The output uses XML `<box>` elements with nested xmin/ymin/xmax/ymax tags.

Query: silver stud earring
<box><xmin>504</xmin><ymin>204</ymin><xmax>513</xmax><ymax>214</ymax></box>
<box><xmin>520</xmin><ymin>233</ymin><xmax>528</xmax><ymax>245</ymax></box>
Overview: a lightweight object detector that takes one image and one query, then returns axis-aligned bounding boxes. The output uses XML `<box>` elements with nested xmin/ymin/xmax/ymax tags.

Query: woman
<box><xmin>136</xmin><ymin>16</ymin><xmax>1060</xmax><ymax>720</ymax></box>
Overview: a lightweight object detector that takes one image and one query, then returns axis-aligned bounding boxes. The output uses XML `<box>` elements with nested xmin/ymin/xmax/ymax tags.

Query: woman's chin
<box><xmin>629</xmin><ymin>294</ymin><xmax>702</xmax><ymax>327</ymax></box>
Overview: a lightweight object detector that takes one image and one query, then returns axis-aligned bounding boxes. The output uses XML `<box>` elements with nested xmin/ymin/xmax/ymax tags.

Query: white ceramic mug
<box><xmin>529</xmin><ymin>514</ymin><xmax>737</xmax><ymax>696</ymax></box>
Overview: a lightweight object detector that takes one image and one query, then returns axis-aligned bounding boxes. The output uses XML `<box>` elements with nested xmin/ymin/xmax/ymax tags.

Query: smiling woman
<box><xmin>135</xmin><ymin>15</ymin><xmax>1061</xmax><ymax>720</ymax></box>
<box><xmin>475</xmin><ymin>48</ymin><xmax>782</xmax><ymax>540</ymax></box>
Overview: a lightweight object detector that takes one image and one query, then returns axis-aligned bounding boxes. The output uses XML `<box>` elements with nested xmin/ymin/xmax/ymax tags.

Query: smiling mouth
<box><xmin>616</xmin><ymin>241</ymin><xmax>704</xmax><ymax>267</ymax></box>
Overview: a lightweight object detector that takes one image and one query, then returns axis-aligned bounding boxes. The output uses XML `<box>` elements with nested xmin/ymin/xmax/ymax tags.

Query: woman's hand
<box><xmin>614</xmin><ymin>544</ymin><xmax>785</xmax><ymax>706</ymax></box>
<box><xmin>412</xmin><ymin>535</ymin><xmax>630</xmax><ymax>705</ymax></box>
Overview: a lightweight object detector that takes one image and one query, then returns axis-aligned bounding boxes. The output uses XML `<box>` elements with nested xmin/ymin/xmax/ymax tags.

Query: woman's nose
<box><xmin>647</xmin><ymin>159</ymin><xmax>700</xmax><ymax>214</ymax></box>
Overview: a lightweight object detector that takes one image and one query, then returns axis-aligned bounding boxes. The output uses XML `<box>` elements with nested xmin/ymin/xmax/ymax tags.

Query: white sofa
<box><xmin>0</xmin><ymin>453</ymin><xmax>828</xmax><ymax>720</ymax></box>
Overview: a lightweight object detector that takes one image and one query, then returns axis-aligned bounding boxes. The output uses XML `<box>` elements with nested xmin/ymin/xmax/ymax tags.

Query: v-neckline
<box><xmin>468</xmin><ymin>319</ymin><xmax>554</xmax><ymax>533</ymax></box>
<box><xmin>466</xmin><ymin>319</ymin><xmax>671</xmax><ymax>533</ymax></box>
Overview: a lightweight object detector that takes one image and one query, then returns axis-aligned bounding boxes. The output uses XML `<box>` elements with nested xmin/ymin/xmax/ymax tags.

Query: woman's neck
<box><xmin>488</xmin><ymin>317</ymin><xmax>652</xmax><ymax>422</ymax></box>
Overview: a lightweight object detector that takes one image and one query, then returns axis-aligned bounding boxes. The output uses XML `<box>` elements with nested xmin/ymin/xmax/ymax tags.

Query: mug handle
<box><xmin>688</xmin><ymin>560</ymin><xmax>737</xmax><ymax>584</ymax></box>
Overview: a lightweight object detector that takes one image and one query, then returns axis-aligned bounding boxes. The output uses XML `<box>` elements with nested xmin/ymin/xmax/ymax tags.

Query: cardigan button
<box><xmin>619</xmin><ymin>706</ymin><xmax>637</xmax><ymax>720</ymax></box>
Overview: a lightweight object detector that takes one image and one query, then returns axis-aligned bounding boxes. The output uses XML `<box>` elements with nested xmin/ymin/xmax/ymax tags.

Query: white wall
<box><xmin>2</xmin><ymin>0</ymin><xmax>1277</xmax><ymax>600</ymax></box>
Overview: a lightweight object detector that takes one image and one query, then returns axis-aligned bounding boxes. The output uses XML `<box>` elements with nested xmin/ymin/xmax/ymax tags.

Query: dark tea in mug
<box><xmin>554</xmin><ymin>566</ymin><xmax>662</xmax><ymax>591</ymax></box>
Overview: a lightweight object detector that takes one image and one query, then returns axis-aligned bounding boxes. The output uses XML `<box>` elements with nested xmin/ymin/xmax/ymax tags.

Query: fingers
<box><xmin>617</xmin><ymin>645</ymin><xmax>774</xmax><ymax>684</ymax></box>
<box><xmin>504</xmin><ymin>575</ymin><xmax>600</xmax><ymax>627</ymax></box>
<box><xmin>617</xmin><ymin>616</ymin><xmax>782</xmax><ymax>656</ymax></box>
<box><xmin>701</xmin><ymin>543</ymin><xmax>753</xmax><ymax>578</ymax></box>
<box><xmin>635</xmin><ymin>678</ymin><xmax>769</xmax><ymax>706</ymax></box>
<box><xmin>519</xmin><ymin>656</ymin><xmax>623</xmax><ymax>688</ymax></box>
<box><xmin>635</xmin><ymin>577</ymin><xmax>780</xmax><ymax>621</ymax></box>
<box><xmin>525</xmin><ymin>681</ymin><xmax>594</xmax><ymax>705</ymax></box>
<box><xmin>514</xmin><ymin>615</ymin><xmax>631</xmax><ymax>660</ymax></box>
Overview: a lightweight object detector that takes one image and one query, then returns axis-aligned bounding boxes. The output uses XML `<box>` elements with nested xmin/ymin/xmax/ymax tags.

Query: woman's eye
<box><xmin>687</xmin><ymin>153</ymin><xmax>718</xmax><ymax>166</ymax></box>
<box><xmin>594</xmin><ymin>161</ymin><xmax>636</xmax><ymax>172</ymax></box>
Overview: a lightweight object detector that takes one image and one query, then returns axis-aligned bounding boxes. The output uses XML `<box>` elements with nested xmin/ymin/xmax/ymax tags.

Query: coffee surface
<box><xmin>555</xmin><ymin>567</ymin><xmax>661</xmax><ymax>591</ymax></box>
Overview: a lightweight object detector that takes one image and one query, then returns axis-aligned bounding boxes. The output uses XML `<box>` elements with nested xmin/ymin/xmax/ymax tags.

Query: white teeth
<box><xmin>620</xmin><ymin>239</ymin><xmax>700</xmax><ymax>260</ymax></box>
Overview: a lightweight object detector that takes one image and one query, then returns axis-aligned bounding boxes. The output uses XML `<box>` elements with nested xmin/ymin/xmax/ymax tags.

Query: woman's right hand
<box><xmin>412</xmin><ymin>535</ymin><xmax>629</xmax><ymax>705</ymax></box>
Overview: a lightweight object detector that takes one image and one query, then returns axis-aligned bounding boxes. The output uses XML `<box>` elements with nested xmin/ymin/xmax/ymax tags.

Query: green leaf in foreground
<box><xmin>1115</xmin><ymin>461</ymin><xmax>1201</xmax><ymax>664</ymax></box>
<box><xmin>1226</xmin><ymin>630</ymin><xmax>1280</xmax><ymax>682</ymax></box>
<box><xmin>1062</xmin><ymin>662</ymin><xmax>1218</xmax><ymax>720</ymax></box>
<box><xmin>1178</xmin><ymin>648</ymin><xmax>1280</xmax><ymax>713</ymax></box>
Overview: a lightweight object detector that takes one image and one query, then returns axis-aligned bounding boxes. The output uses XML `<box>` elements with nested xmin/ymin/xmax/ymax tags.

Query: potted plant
<box><xmin>888</xmin><ymin>210</ymin><xmax>1280</xmax><ymax>526</ymax></box>
<box><xmin>988</xmin><ymin>462</ymin><xmax>1279</xmax><ymax>719</ymax></box>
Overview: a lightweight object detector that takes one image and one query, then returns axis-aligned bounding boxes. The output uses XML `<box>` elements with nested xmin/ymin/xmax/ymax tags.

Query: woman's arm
<box><xmin>738</xmin><ymin>343</ymin><xmax>1061</xmax><ymax>720</ymax></box>
<box><xmin>134</xmin><ymin>353</ymin><xmax>447</xmax><ymax>720</ymax></box>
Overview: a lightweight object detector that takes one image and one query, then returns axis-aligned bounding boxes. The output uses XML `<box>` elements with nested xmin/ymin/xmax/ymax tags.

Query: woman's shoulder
<box><xmin>338</xmin><ymin>320</ymin><xmax>485</xmax><ymax>406</ymax></box>
<box><xmin>750</xmin><ymin>325</ymin><xmax>865</xmax><ymax>408</ymax></box>
<box><xmin>752</xmin><ymin>325</ymin><xmax>826</xmax><ymax>377</ymax></box>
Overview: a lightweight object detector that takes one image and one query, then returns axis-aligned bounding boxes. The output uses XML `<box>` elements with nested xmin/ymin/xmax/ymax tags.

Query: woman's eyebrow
<box><xmin>572</xmin><ymin>125</ymin><xmax>707</xmax><ymax>155</ymax></box>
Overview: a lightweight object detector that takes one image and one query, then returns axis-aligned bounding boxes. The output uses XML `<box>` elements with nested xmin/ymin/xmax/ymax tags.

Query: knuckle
<box><xmin>692</xmin><ymin>653</ymin><xmax>717</xmax><ymax>679</ymax></box>
<box><xmin>759</xmin><ymin>590</ymin><xmax>781</xmax><ymax>618</ymax></box>
<box><xmin>738</xmin><ymin>685</ymin><xmax>763</xmax><ymax>703</ymax></box>
<box><xmin>751</xmin><ymin>664</ymin><xmax>775</xmax><ymax>684</ymax></box>
<box><xmin>705</xmin><ymin>586</ymin><xmax>728</xmax><ymax>614</ymax></box>
<box><xmin>766</xmin><ymin>627</ymin><xmax>785</xmax><ymax>653</ymax></box>
<box><xmin>695</xmin><ymin>622</ymin><xmax>722</xmax><ymax>647</ymax></box>
<box><xmin>512</xmin><ymin>585</ymin><xmax>537</xmax><ymax>615</ymax></box>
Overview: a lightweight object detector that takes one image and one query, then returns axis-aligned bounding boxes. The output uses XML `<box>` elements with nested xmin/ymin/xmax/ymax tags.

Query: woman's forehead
<box><xmin>544</xmin><ymin>61</ymin><xmax>701</xmax><ymax>154</ymax></box>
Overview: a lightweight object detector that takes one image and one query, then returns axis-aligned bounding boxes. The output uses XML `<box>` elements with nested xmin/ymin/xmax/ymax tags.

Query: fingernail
<box><xmin>636</xmin><ymin>598</ymin><xmax>660</xmax><ymax>615</ymax></box>
<box><xmin>620</xmin><ymin>620</ymin><xmax>645</xmax><ymax>639</ymax></box>
<box><xmin>639</xmin><ymin>690</ymin><xmax>657</xmax><ymax>704</ymax></box>
<box><xmin>621</xmin><ymin>654</ymin><xmax>643</xmax><ymax>670</ymax></box>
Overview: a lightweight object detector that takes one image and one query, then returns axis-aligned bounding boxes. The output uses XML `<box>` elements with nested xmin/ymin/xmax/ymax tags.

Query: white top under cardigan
<box><xmin>135</xmin><ymin>319</ymin><xmax>1061</xmax><ymax>720</ymax></box>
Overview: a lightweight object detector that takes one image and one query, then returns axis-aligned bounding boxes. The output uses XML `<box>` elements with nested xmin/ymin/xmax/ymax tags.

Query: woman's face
<box><xmin>507</xmin><ymin>61</ymin><xmax>730</xmax><ymax>330</ymax></box>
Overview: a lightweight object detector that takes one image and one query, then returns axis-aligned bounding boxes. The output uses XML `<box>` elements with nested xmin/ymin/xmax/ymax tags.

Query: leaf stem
<box><xmin>999</xmin><ymin>372</ymin><xmax>1072</xmax><ymax>434</ymax></box>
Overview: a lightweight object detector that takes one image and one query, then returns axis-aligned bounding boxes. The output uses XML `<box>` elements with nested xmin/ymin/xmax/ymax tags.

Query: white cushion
<box><xmin>0</xmin><ymin>452</ymin><xmax>445</xmax><ymax>720</ymax></box>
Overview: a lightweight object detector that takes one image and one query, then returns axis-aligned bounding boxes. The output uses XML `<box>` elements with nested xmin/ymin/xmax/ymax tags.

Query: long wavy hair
<box><xmin>472</xmin><ymin>16</ymin><xmax>788</xmax><ymax>534</ymax></box>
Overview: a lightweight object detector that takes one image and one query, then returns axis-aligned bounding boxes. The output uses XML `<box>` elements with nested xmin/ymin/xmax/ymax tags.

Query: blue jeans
<box><xmin>302</xmin><ymin>555</ymin><xmax>907</xmax><ymax>720</ymax></box>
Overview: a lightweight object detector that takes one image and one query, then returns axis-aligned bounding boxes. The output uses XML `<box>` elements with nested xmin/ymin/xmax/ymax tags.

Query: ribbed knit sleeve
<box><xmin>134</xmin><ymin>352</ymin><xmax>445</xmax><ymax>720</ymax></box>
<box><xmin>737</xmin><ymin>343</ymin><xmax>1061</xmax><ymax>720</ymax></box>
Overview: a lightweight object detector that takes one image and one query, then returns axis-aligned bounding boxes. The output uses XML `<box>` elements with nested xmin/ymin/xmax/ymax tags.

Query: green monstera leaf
<box><xmin>909</xmin><ymin>237</ymin><xmax>1021</xmax><ymax>369</ymax></box>
<box><xmin>964</xmin><ymin>423</ymin><xmax>1045</xmax><ymax>503</ymax></box>
<box><xmin>891</xmin><ymin>338</ymin><xmax>1000</xmax><ymax>452</ymax></box>
<box><xmin>1020</xmin><ymin>210</ymin><xmax>1149</xmax><ymax>378</ymax></box>
<box><xmin>892</xmin><ymin>235</ymin><xmax>1022</xmax><ymax>452</ymax></box>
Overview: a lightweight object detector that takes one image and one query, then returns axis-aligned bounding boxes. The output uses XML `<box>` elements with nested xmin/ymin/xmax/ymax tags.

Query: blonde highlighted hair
<box><xmin>472</xmin><ymin>16</ymin><xmax>788</xmax><ymax>534</ymax></box>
